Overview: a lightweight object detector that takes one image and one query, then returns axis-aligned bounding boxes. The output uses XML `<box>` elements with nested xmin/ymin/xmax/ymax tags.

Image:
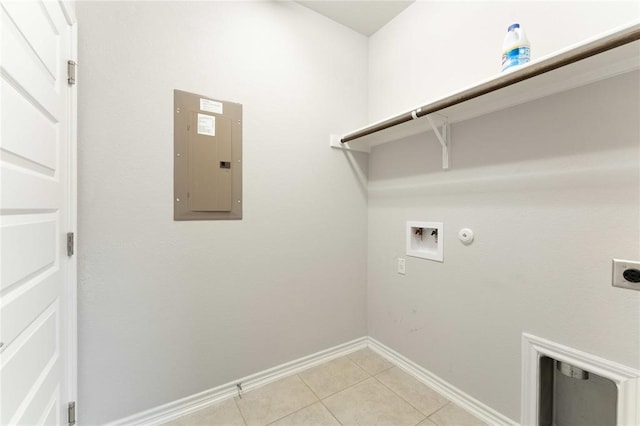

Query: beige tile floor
<box><xmin>165</xmin><ymin>348</ymin><xmax>486</xmax><ymax>426</ymax></box>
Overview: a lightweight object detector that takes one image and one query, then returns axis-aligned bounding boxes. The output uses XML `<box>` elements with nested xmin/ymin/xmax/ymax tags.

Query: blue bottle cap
<box><xmin>508</xmin><ymin>23</ymin><xmax>520</xmax><ymax>31</ymax></box>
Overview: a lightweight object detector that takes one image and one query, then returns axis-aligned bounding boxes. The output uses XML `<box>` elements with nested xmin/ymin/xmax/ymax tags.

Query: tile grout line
<box><xmin>426</xmin><ymin>401</ymin><xmax>452</xmax><ymax>423</ymax></box>
<box><xmin>343</xmin><ymin>356</ymin><xmax>372</xmax><ymax>380</ymax></box>
<box><xmin>370</xmin><ymin>373</ymin><xmax>428</xmax><ymax>424</ymax></box>
<box><xmin>300</xmin><ymin>356</ymin><xmax>372</xmax><ymax>401</ymax></box>
<box><xmin>233</xmin><ymin>397</ymin><xmax>249</xmax><ymax>426</ymax></box>
<box><xmin>297</xmin><ymin>372</ymin><xmax>344</xmax><ymax>425</ymax></box>
<box><xmin>300</xmin><ymin>372</ymin><xmax>344</xmax><ymax>426</ymax></box>
<box><xmin>372</xmin><ymin>368</ymin><xmax>479</xmax><ymax>424</ymax></box>
<box><xmin>374</xmin><ymin>367</ymin><xmax>449</xmax><ymax>416</ymax></box>
<box><xmin>368</xmin><ymin>346</ymin><xmax>488</xmax><ymax>425</ymax></box>
<box><xmin>316</xmin><ymin>375</ymin><xmax>372</xmax><ymax>401</ymax></box>
<box><xmin>377</xmin><ymin>368</ymin><xmax>486</xmax><ymax>425</ymax></box>
<box><xmin>170</xmin><ymin>348</ymin><xmax>467</xmax><ymax>426</ymax></box>
<box><xmin>234</xmin><ymin>353</ymin><xmax>372</xmax><ymax>426</ymax></box>
<box><xmin>263</xmin><ymin>374</ymin><xmax>323</xmax><ymax>426</ymax></box>
<box><xmin>347</xmin><ymin>354</ymin><xmax>396</xmax><ymax>377</ymax></box>
<box><xmin>319</xmin><ymin>399</ymin><xmax>344</xmax><ymax>426</ymax></box>
<box><xmin>368</xmin><ymin>347</ymin><xmax>483</xmax><ymax>425</ymax></box>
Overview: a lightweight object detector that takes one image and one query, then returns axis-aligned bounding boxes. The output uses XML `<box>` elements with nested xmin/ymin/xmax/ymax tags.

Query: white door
<box><xmin>0</xmin><ymin>1</ymin><xmax>77</xmax><ymax>425</ymax></box>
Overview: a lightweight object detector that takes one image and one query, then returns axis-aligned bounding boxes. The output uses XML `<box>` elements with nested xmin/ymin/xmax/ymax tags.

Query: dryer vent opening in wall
<box><xmin>406</xmin><ymin>221</ymin><xmax>443</xmax><ymax>262</ymax></box>
<box><xmin>522</xmin><ymin>334</ymin><xmax>640</xmax><ymax>426</ymax></box>
<box><xmin>539</xmin><ymin>357</ymin><xmax>616</xmax><ymax>426</ymax></box>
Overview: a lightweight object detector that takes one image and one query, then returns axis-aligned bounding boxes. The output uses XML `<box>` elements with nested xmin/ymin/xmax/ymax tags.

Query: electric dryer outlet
<box><xmin>612</xmin><ymin>259</ymin><xmax>640</xmax><ymax>291</ymax></box>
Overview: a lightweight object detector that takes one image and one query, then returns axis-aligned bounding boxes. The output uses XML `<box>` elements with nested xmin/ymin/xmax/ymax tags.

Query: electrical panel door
<box><xmin>174</xmin><ymin>90</ymin><xmax>242</xmax><ymax>220</ymax></box>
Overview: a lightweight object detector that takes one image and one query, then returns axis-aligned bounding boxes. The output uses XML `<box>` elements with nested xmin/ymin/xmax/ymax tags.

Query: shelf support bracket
<box><xmin>425</xmin><ymin>114</ymin><xmax>450</xmax><ymax>170</ymax></box>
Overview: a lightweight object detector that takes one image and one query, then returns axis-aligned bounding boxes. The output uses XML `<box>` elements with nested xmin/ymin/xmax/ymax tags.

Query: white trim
<box><xmin>521</xmin><ymin>333</ymin><xmax>640</xmax><ymax>426</ymax></box>
<box><xmin>66</xmin><ymin>19</ymin><xmax>79</xmax><ymax>420</ymax></box>
<box><xmin>59</xmin><ymin>1</ymin><xmax>77</xmax><ymax>25</ymax></box>
<box><xmin>367</xmin><ymin>337</ymin><xmax>518</xmax><ymax>426</ymax></box>
<box><xmin>108</xmin><ymin>336</ymin><xmax>520</xmax><ymax>426</ymax></box>
<box><xmin>105</xmin><ymin>337</ymin><xmax>368</xmax><ymax>426</ymax></box>
<box><xmin>96</xmin><ymin>335</ymin><xmax>640</xmax><ymax>426</ymax></box>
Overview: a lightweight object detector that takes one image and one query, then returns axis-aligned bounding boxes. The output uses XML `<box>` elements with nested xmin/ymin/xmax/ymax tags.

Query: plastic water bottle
<box><xmin>502</xmin><ymin>23</ymin><xmax>530</xmax><ymax>72</ymax></box>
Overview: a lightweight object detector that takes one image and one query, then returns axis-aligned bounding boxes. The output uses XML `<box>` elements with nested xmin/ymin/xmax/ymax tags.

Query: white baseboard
<box><xmin>105</xmin><ymin>337</ymin><xmax>368</xmax><ymax>426</ymax></box>
<box><xmin>367</xmin><ymin>337</ymin><xmax>518</xmax><ymax>426</ymax></box>
<box><xmin>107</xmin><ymin>335</ymin><xmax>520</xmax><ymax>426</ymax></box>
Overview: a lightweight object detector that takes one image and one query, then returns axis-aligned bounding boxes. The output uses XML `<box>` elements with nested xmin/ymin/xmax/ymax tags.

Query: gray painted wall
<box><xmin>367</xmin><ymin>2</ymin><xmax>640</xmax><ymax>421</ymax></box>
<box><xmin>76</xmin><ymin>1</ymin><xmax>640</xmax><ymax>423</ymax></box>
<box><xmin>76</xmin><ymin>2</ymin><xmax>369</xmax><ymax>423</ymax></box>
<box><xmin>368</xmin><ymin>1</ymin><xmax>640</xmax><ymax>122</ymax></box>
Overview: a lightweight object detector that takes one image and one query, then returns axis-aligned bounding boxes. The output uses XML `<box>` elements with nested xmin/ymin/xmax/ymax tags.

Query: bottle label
<box><xmin>502</xmin><ymin>46</ymin><xmax>530</xmax><ymax>71</ymax></box>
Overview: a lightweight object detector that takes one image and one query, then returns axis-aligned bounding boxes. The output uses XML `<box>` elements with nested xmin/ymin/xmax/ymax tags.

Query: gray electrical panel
<box><xmin>174</xmin><ymin>90</ymin><xmax>242</xmax><ymax>220</ymax></box>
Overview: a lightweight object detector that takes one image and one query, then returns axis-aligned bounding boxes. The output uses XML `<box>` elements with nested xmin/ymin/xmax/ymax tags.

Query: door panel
<box><xmin>2</xmin><ymin>79</ymin><xmax>58</xmax><ymax>171</ymax></box>
<box><xmin>0</xmin><ymin>6</ymin><xmax>60</xmax><ymax>119</ymax></box>
<box><xmin>18</xmin><ymin>360</ymin><xmax>61</xmax><ymax>426</ymax></box>
<box><xmin>0</xmin><ymin>1</ymin><xmax>75</xmax><ymax>424</ymax></box>
<box><xmin>1</xmin><ymin>219</ymin><xmax>57</xmax><ymax>290</ymax></box>
<box><xmin>1</xmin><ymin>166</ymin><xmax>60</xmax><ymax>209</ymax></box>
<box><xmin>1</xmin><ymin>304</ymin><xmax>58</xmax><ymax>425</ymax></box>
<box><xmin>2</xmin><ymin>272</ymin><xmax>59</xmax><ymax>350</ymax></box>
<box><xmin>1</xmin><ymin>1</ymin><xmax>59</xmax><ymax>77</ymax></box>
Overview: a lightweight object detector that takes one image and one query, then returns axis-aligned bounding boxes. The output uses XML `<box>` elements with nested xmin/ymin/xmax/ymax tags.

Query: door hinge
<box><xmin>68</xmin><ymin>401</ymin><xmax>76</xmax><ymax>426</ymax></box>
<box><xmin>67</xmin><ymin>232</ymin><xmax>75</xmax><ymax>257</ymax></box>
<box><xmin>67</xmin><ymin>60</ymin><xmax>77</xmax><ymax>85</ymax></box>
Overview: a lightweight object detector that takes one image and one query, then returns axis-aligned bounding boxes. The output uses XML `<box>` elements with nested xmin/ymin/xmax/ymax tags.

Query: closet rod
<box><xmin>341</xmin><ymin>24</ymin><xmax>640</xmax><ymax>144</ymax></box>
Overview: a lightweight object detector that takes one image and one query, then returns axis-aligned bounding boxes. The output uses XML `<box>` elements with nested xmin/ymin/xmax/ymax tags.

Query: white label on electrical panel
<box><xmin>197</xmin><ymin>113</ymin><xmax>215</xmax><ymax>136</ymax></box>
<box><xmin>200</xmin><ymin>98</ymin><xmax>223</xmax><ymax>114</ymax></box>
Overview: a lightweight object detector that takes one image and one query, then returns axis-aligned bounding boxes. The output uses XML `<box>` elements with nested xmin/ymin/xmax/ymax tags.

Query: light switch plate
<box><xmin>397</xmin><ymin>258</ymin><xmax>406</xmax><ymax>275</ymax></box>
<box><xmin>612</xmin><ymin>259</ymin><xmax>640</xmax><ymax>291</ymax></box>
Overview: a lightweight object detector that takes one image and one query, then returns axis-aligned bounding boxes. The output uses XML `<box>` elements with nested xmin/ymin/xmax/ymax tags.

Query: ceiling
<box><xmin>295</xmin><ymin>1</ymin><xmax>415</xmax><ymax>36</ymax></box>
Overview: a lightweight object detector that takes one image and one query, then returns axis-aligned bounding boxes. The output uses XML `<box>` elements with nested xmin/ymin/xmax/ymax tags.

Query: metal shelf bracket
<box><xmin>330</xmin><ymin>113</ymin><xmax>450</xmax><ymax>169</ymax></box>
<box><xmin>425</xmin><ymin>113</ymin><xmax>450</xmax><ymax>170</ymax></box>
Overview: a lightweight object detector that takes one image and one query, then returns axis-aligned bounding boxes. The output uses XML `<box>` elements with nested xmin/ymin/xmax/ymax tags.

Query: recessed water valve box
<box><xmin>406</xmin><ymin>221</ymin><xmax>443</xmax><ymax>262</ymax></box>
<box><xmin>612</xmin><ymin>259</ymin><xmax>640</xmax><ymax>291</ymax></box>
